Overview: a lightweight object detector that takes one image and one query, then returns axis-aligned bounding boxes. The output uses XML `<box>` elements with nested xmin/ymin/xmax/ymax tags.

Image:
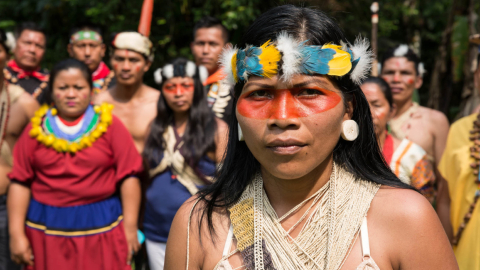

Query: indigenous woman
<box><xmin>7</xmin><ymin>59</ymin><xmax>143</xmax><ymax>270</ymax></box>
<box><xmin>361</xmin><ymin>77</ymin><xmax>435</xmax><ymax>203</ymax></box>
<box><xmin>165</xmin><ymin>5</ymin><xmax>457</xmax><ymax>270</ymax></box>
<box><xmin>143</xmin><ymin>58</ymin><xmax>228</xmax><ymax>270</ymax></box>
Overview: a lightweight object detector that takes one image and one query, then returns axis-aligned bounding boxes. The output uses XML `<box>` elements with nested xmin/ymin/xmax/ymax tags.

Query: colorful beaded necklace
<box><xmin>453</xmin><ymin>113</ymin><xmax>480</xmax><ymax>245</ymax></box>
<box><xmin>29</xmin><ymin>103</ymin><xmax>114</xmax><ymax>153</ymax></box>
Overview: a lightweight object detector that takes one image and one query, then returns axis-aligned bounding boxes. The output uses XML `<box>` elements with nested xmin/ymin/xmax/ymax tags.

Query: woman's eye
<box><xmin>248</xmin><ymin>90</ymin><xmax>271</xmax><ymax>98</ymax></box>
<box><xmin>298</xmin><ymin>89</ymin><xmax>322</xmax><ymax>97</ymax></box>
<box><xmin>74</xmin><ymin>85</ymin><xmax>84</xmax><ymax>90</ymax></box>
<box><xmin>57</xmin><ymin>86</ymin><xmax>68</xmax><ymax>90</ymax></box>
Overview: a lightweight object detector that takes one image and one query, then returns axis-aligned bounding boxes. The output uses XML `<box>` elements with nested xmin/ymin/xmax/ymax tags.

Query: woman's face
<box><xmin>361</xmin><ymin>83</ymin><xmax>393</xmax><ymax>137</ymax></box>
<box><xmin>162</xmin><ymin>77</ymin><xmax>195</xmax><ymax>114</ymax></box>
<box><xmin>52</xmin><ymin>68</ymin><xmax>91</xmax><ymax>121</ymax></box>
<box><xmin>236</xmin><ymin>74</ymin><xmax>352</xmax><ymax>180</ymax></box>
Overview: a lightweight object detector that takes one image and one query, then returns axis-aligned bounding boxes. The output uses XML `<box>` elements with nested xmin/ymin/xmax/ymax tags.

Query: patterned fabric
<box><xmin>389</xmin><ymin>138</ymin><xmax>435</xmax><ymax>202</ymax></box>
<box><xmin>92</xmin><ymin>62</ymin><xmax>113</xmax><ymax>94</ymax></box>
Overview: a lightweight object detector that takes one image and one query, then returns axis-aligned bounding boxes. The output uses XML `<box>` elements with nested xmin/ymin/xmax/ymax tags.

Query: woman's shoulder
<box><xmin>372</xmin><ymin>187</ymin><xmax>433</xmax><ymax>220</ymax></box>
<box><xmin>367</xmin><ymin>186</ymin><xmax>457</xmax><ymax>268</ymax></box>
<box><xmin>166</xmin><ymin>196</ymin><xmax>230</xmax><ymax>269</ymax></box>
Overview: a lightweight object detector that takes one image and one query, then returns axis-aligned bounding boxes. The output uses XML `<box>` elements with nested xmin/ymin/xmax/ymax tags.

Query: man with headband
<box><xmin>95</xmin><ymin>31</ymin><xmax>159</xmax><ymax>153</ymax></box>
<box><xmin>4</xmin><ymin>22</ymin><xmax>48</xmax><ymax>103</ymax></box>
<box><xmin>0</xmin><ymin>28</ymin><xmax>38</xmax><ymax>270</ymax></box>
<box><xmin>68</xmin><ymin>24</ymin><xmax>115</xmax><ymax>94</ymax></box>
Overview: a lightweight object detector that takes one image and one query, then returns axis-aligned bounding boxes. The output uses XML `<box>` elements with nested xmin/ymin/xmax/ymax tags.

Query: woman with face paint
<box><xmin>361</xmin><ymin>77</ymin><xmax>435</xmax><ymax>203</ymax></box>
<box><xmin>164</xmin><ymin>5</ymin><xmax>457</xmax><ymax>270</ymax></box>
<box><xmin>7</xmin><ymin>58</ymin><xmax>143</xmax><ymax>270</ymax></box>
<box><xmin>143</xmin><ymin>58</ymin><xmax>228</xmax><ymax>270</ymax></box>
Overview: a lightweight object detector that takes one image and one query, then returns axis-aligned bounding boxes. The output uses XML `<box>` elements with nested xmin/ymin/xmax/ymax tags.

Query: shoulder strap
<box><xmin>360</xmin><ymin>216</ymin><xmax>371</xmax><ymax>259</ymax></box>
<box><xmin>222</xmin><ymin>224</ymin><xmax>234</xmax><ymax>257</ymax></box>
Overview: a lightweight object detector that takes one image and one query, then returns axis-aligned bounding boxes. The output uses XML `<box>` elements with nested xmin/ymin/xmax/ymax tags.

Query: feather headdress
<box><xmin>220</xmin><ymin>33</ymin><xmax>373</xmax><ymax>85</ymax></box>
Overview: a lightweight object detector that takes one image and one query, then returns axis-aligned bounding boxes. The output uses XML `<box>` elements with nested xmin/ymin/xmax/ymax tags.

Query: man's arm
<box><xmin>429</xmin><ymin>110</ymin><xmax>452</xmax><ymax>239</ymax></box>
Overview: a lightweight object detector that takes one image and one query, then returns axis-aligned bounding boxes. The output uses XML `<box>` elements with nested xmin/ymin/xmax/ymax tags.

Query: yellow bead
<box><xmin>96</xmin><ymin>123</ymin><xmax>107</xmax><ymax>133</ymax></box>
<box><xmin>101</xmin><ymin>114</ymin><xmax>112</xmax><ymax>125</ymax></box>
<box><xmin>43</xmin><ymin>134</ymin><xmax>55</xmax><ymax>146</ymax></box>
<box><xmin>68</xmin><ymin>143</ymin><xmax>79</xmax><ymax>153</ymax></box>
<box><xmin>36</xmin><ymin>133</ymin><xmax>45</xmax><ymax>143</ymax></box>
<box><xmin>91</xmin><ymin>130</ymin><xmax>102</xmax><ymax>139</ymax></box>
<box><xmin>51</xmin><ymin>108</ymin><xmax>57</xmax><ymax>116</ymax></box>
<box><xmin>79</xmin><ymin>137</ymin><xmax>92</xmax><ymax>148</ymax></box>
<box><xmin>30</xmin><ymin>117</ymin><xmax>42</xmax><ymax>125</ymax></box>
<box><xmin>94</xmin><ymin>105</ymin><xmax>101</xmax><ymax>114</ymax></box>
<box><xmin>29</xmin><ymin>126</ymin><xmax>41</xmax><ymax>137</ymax></box>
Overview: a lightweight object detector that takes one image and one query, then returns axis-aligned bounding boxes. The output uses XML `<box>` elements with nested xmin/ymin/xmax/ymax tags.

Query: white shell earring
<box><xmin>341</xmin><ymin>120</ymin><xmax>359</xmax><ymax>141</ymax></box>
<box><xmin>238</xmin><ymin>123</ymin><xmax>245</xmax><ymax>141</ymax></box>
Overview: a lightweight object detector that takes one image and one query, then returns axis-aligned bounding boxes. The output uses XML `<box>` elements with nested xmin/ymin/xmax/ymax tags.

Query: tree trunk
<box><xmin>457</xmin><ymin>0</ymin><xmax>479</xmax><ymax>119</ymax></box>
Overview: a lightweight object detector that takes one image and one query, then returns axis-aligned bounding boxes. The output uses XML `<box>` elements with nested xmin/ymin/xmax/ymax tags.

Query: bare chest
<box><xmin>393</xmin><ymin>115</ymin><xmax>435</xmax><ymax>157</ymax></box>
<box><xmin>111</xmin><ymin>102</ymin><xmax>157</xmax><ymax>153</ymax></box>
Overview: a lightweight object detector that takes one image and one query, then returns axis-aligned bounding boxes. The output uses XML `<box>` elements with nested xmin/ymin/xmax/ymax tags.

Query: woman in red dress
<box><xmin>7</xmin><ymin>58</ymin><xmax>143</xmax><ymax>270</ymax></box>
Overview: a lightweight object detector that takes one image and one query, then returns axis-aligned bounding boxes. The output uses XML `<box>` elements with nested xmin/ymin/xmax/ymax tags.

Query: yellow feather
<box><xmin>258</xmin><ymin>40</ymin><xmax>281</xmax><ymax>78</ymax></box>
<box><xmin>231</xmin><ymin>52</ymin><xmax>238</xmax><ymax>83</ymax></box>
<box><xmin>322</xmin><ymin>44</ymin><xmax>352</xmax><ymax>76</ymax></box>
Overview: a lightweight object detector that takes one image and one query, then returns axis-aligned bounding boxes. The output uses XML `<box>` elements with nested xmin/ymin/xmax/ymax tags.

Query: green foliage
<box><xmin>0</xmin><ymin>0</ymin><xmax>460</xmax><ymax>94</ymax></box>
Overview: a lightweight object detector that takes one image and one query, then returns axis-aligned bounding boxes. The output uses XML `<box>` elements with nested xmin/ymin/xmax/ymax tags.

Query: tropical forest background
<box><xmin>0</xmin><ymin>0</ymin><xmax>479</xmax><ymax>120</ymax></box>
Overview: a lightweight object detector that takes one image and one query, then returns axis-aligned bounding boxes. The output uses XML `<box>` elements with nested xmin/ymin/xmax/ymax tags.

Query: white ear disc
<box><xmin>153</xmin><ymin>68</ymin><xmax>163</xmax><ymax>84</ymax></box>
<box><xmin>198</xmin><ymin>65</ymin><xmax>209</xmax><ymax>84</ymax></box>
<box><xmin>341</xmin><ymin>120</ymin><xmax>359</xmax><ymax>141</ymax></box>
<box><xmin>185</xmin><ymin>61</ymin><xmax>196</xmax><ymax>78</ymax></box>
<box><xmin>163</xmin><ymin>64</ymin><xmax>174</xmax><ymax>80</ymax></box>
<box><xmin>238</xmin><ymin>123</ymin><xmax>244</xmax><ymax>141</ymax></box>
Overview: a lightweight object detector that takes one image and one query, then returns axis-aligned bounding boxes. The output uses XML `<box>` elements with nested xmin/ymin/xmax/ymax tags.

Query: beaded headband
<box><xmin>220</xmin><ymin>32</ymin><xmax>373</xmax><ymax>86</ymax></box>
<box><xmin>70</xmin><ymin>31</ymin><xmax>102</xmax><ymax>44</ymax></box>
<box><xmin>153</xmin><ymin>61</ymin><xmax>208</xmax><ymax>85</ymax></box>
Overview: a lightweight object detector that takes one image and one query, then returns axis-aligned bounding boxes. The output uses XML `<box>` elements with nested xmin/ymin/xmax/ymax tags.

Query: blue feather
<box><xmin>244</xmin><ymin>46</ymin><xmax>263</xmax><ymax>76</ymax></box>
<box><xmin>300</xmin><ymin>47</ymin><xmax>335</xmax><ymax>75</ymax></box>
<box><xmin>236</xmin><ymin>49</ymin><xmax>246</xmax><ymax>81</ymax></box>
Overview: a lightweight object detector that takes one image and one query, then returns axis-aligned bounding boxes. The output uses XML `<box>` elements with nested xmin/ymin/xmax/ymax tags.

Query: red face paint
<box><xmin>163</xmin><ymin>83</ymin><xmax>194</xmax><ymax>95</ymax></box>
<box><xmin>407</xmin><ymin>78</ymin><xmax>414</xmax><ymax>84</ymax></box>
<box><xmin>237</xmin><ymin>87</ymin><xmax>341</xmax><ymax>119</ymax></box>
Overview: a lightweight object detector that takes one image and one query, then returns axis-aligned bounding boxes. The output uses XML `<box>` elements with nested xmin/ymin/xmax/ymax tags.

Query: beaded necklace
<box><xmin>29</xmin><ymin>103</ymin><xmax>114</xmax><ymax>153</ymax></box>
<box><xmin>453</xmin><ymin>113</ymin><xmax>480</xmax><ymax>245</ymax></box>
<box><xmin>3</xmin><ymin>68</ymin><xmax>47</xmax><ymax>99</ymax></box>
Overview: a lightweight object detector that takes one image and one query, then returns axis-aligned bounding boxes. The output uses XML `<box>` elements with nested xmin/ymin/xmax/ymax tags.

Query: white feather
<box><xmin>5</xmin><ymin>32</ymin><xmax>15</xmax><ymax>53</ymax></box>
<box><xmin>163</xmin><ymin>64</ymin><xmax>174</xmax><ymax>80</ymax></box>
<box><xmin>185</xmin><ymin>61</ymin><xmax>196</xmax><ymax>77</ymax></box>
<box><xmin>418</xmin><ymin>62</ymin><xmax>426</xmax><ymax>77</ymax></box>
<box><xmin>349</xmin><ymin>37</ymin><xmax>374</xmax><ymax>85</ymax></box>
<box><xmin>276</xmin><ymin>31</ymin><xmax>302</xmax><ymax>82</ymax></box>
<box><xmin>393</xmin><ymin>44</ymin><xmax>409</xmax><ymax>57</ymax></box>
<box><xmin>198</xmin><ymin>65</ymin><xmax>209</xmax><ymax>84</ymax></box>
<box><xmin>219</xmin><ymin>46</ymin><xmax>238</xmax><ymax>86</ymax></box>
<box><xmin>153</xmin><ymin>68</ymin><xmax>163</xmax><ymax>84</ymax></box>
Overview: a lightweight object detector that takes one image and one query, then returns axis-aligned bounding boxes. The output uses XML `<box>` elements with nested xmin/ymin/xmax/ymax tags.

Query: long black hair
<box><xmin>198</xmin><ymin>5</ymin><xmax>412</xmax><ymax>234</ymax></box>
<box><xmin>143</xmin><ymin>57</ymin><xmax>217</xmax><ymax>181</ymax></box>
<box><xmin>363</xmin><ymin>76</ymin><xmax>394</xmax><ymax>108</ymax></box>
<box><xmin>44</xmin><ymin>58</ymin><xmax>92</xmax><ymax>105</ymax></box>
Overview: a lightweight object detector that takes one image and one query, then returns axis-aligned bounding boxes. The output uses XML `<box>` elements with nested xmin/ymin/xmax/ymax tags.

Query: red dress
<box><xmin>8</xmin><ymin>116</ymin><xmax>143</xmax><ymax>270</ymax></box>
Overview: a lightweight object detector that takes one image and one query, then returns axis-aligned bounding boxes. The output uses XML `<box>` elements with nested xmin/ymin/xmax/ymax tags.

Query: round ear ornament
<box><xmin>341</xmin><ymin>120</ymin><xmax>359</xmax><ymax>141</ymax></box>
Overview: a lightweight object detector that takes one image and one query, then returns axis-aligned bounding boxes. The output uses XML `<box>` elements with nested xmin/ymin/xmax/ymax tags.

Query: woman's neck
<box><xmin>174</xmin><ymin>112</ymin><xmax>189</xmax><ymax>136</ymax></box>
<box><xmin>261</xmin><ymin>156</ymin><xmax>333</xmax><ymax>218</ymax></box>
<box><xmin>377</xmin><ymin>129</ymin><xmax>387</xmax><ymax>150</ymax></box>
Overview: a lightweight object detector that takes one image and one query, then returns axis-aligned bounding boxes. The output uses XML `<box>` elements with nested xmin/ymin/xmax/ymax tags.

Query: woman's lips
<box><xmin>66</xmin><ymin>102</ymin><xmax>76</xmax><ymax>106</ymax></box>
<box><xmin>266</xmin><ymin>139</ymin><xmax>307</xmax><ymax>155</ymax></box>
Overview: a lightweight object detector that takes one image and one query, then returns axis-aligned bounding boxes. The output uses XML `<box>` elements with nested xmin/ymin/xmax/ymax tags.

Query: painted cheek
<box><xmin>407</xmin><ymin>78</ymin><xmax>414</xmax><ymax>84</ymax></box>
<box><xmin>136</xmin><ymin>66</ymin><xmax>140</xmax><ymax>72</ymax></box>
<box><xmin>237</xmin><ymin>89</ymin><xmax>341</xmax><ymax>119</ymax></box>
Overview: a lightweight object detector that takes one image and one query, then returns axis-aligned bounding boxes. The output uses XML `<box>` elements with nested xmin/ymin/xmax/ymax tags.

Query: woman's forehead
<box><xmin>244</xmin><ymin>74</ymin><xmax>337</xmax><ymax>90</ymax></box>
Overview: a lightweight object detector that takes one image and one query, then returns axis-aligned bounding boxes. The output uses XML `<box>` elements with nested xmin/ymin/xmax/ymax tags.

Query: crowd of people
<box><xmin>0</xmin><ymin>3</ymin><xmax>480</xmax><ymax>270</ymax></box>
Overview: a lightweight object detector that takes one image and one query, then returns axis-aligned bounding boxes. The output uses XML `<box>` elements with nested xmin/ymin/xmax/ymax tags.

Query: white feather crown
<box><xmin>219</xmin><ymin>32</ymin><xmax>373</xmax><ymax>86</ymax></box>
<box><xmin>153</xmin><ymin>61</ymin><xmax>208</xmax><ymax>84</ymax></box>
